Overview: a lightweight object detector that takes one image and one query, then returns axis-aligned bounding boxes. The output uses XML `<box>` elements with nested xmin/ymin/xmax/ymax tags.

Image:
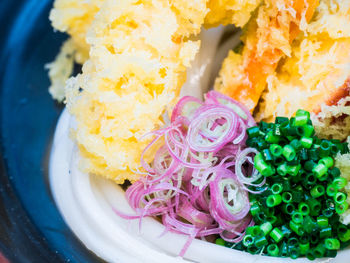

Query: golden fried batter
<box><xmin>214</xmin><ymin>0</ymin><xmax>318</xmax><ymax>111</ymax></box>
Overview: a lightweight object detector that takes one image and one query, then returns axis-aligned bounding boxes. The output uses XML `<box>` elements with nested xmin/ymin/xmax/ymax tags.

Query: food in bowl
<box><xmin>47</xmin><ymin>0</ymin><xmax>350</xmax><ymax>261</ymax></box>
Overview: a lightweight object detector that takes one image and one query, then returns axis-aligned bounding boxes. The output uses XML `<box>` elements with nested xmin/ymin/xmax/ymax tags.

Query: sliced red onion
<box><xmin>209</xmin><ymin>168</ymin><xmax>250</xmax><ymax>222</ymax></box>
<box><xmin>114</xmin><ymin>92</ymin><xmax>262</xmax><ymax>257</ymax></box>
<box><xmin>235</xmin><ymin>147</ymin><xmax>262</xmax><ymax>185</ymax></box>
<box><xmin>205</xmin><ymin>90</ymin><xmax>255</xmax><ymax>127</ymax></box>
<box><xmin>171</xmin><ymin>96</ymin><xmax>203</xmax><ymax>123</ymax></box>
<box><xmin>187</xmin><ymin>105</ymin><xmax>238</xmax><ymax>152</ymax></box>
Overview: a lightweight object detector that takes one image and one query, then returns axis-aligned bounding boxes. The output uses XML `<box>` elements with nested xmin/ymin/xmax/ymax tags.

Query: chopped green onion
<box><xmin>319</xmin><ymin>157</ymin><xmax>334</xmax><ymax>168</ymax></box>
<box><xmin>292</xmin><ymin>212</ymin><xmax>303</xmax><ymax>224</ymax></box>
<box><xmin>282</xmin><ymin>191</ymin><xmax>293</xmax><ymax>203</ymax></box>
<box><xmin>271</xmin><ymin>183</ymin><xmax>283</xmax><ymax>194</ymax></box>
<box><xmin>324</xmin><ymin>238</ymin><xmax>340</xmax><ymax>250</ymax></box>
<box><xmin>269</xmin><ymin>144</ymin><xmax>282</xmax><ymax>157</ymax></box>
<box><xmin>320</xmin><ymin>226</ymin><xmax>332</xmax><ymax>239</ymax></box>
<box><xmin>316</xmin><ymin>216</ymin><xmax>329</xmax><ymax>228</ymax></box>
<box><xmin>269</xmin><ymin>228</ymin><xmax>284</xmax><ymax>243</ymax></box>
<box><xmin>300</xmin><ymin>136</ymin><xmax>313</xmax><ymax>149</ymax></box>
<box><xmin>333</xmin><ymin>177</ymin><xmax>347</xmax><ymax>190</ymax></box>
<box><xmin>282</xmin><ymin>145</ymin><xmax>296</xmax><ymax>161</ymax></box>
<box><xmin>246</xmin><ymin>126</ymin><xmax>260</xmax><ymax>138</ymax></box>
<box><xmin>267</xmin><ymin>244</ymin><xmax>279</xmax><ymax>256</ymax></box>
<box><xmin>334</xmin><ymin>192</ymin><xmax>347</xmax><ymax>205</ymax></box>
<box><xmin>266</xmin><ymin>194</ymin><xmax>282</xmax><ymax>207</ymax></box>
<box><xmin>242</xmin><ymin>235</ymin><xmax>254</xmax><ymax>247</ymax></box>
<box><xmin>215</xmin><ymin>238</ymin><xmax>225</xmax><ymax>246</ymax></box>
<box><xmin>310</xmin><ymin>185</ymin><xmax>325</xmax><ymax>198</ymax></box>
<box><xmin>298</xmin><ymin>202</ymin><xmax>310</xmax><ymax>216</ymax></box>
<box><xmin>327</xmin><ymin>184</ymin><xmax>338</xmax><ymax>197</ymax></box>
<box><xmin>336</xmin><ymin>202</ymin><xmax>348</xmax><ymax>214</ymax></box>
<box><xmin>312</xmin><ymin>163</ymin><xmax>328</xmax><ymax>178</ymax></box>
<box><xmin>260</xmin><ymin>222</ymin><xmax>273</xmax><ymax>236</ymax></box>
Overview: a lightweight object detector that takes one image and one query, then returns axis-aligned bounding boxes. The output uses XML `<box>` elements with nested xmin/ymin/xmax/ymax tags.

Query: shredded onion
<box><xmin>116</xmin><ymin>91</ymin><xmax>263</xmax><ymax>256</ymax></box>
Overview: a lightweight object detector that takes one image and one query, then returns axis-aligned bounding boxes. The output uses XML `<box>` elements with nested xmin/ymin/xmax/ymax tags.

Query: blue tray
<box><xmin>0</xmin><ymin>0</ymin><xmax>102</xmax><ymax>262</ymax></box>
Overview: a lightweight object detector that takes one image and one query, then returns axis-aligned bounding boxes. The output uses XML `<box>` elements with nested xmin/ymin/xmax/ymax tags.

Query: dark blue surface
<box><xmin>0</xmin><ymin>1</ymin><xmax>103</xmax><ymax>262</ymax></box>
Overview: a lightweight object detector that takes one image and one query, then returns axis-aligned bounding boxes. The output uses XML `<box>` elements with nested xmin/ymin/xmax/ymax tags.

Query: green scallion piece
<box><xmin>260</xmin><ymin>222</ymin><xmax>273</xmax><ymax>236</ymax></box>
<box><xmin>275</xmin><ymin>116</ymin><xmax>289</xmax><ymax>124</ymax></box>
<box><xmin>294</xmin><ymin>114</ymin><xmax>309</xmax><ymax>126</ymax></box>
<box><xmin>277</xmin><ymin>163</ymin><xmax>288</xmax><ymax>176</ymax></box>
<box><xmin>289</xmin><ymin>221</ymin><xmax>304</xmax><ymax>236</ymax></box>
<box><xmin>254</xmin><ymin>236</ymin><xmax>268</xmax><ymax>247</ymax></box>
<box><xmin>246</xmin><ymin>126</ymin><xmax>260</xmax><ymax>138</ymax></box>
<box><xmin>262</xmin><ymin>149</ymin><xmax>273</xmax><ymax>161</ymax></box>
<box><xmin>291</xmin><ymin>190</ymin><xmax>303</xmax><ymax>203</ymax></box>
<box><xmin>306</xmin><ymin>250</ymin><xmax>316</xmax><ymax>260</ymax></box>
<box><xmin>330</xmin><ymin>167</ymin><xmax>341</xmax><ymax>179</ymax></box>
<box><xmin>299</xmin><ymin>242</ymin><xmax>310</xmax><ymax>255</ymax></box>
<box><xmin>312</xmin><ymin>163</ymin><xmax>328</xmax><ymax>178</ymax></box>
<box><xmin>289</xmin><ymin>247</ymin><xmax>300</xmax><ymax>259</ymax></box>
<box><xmin>282</xmin><ymin>203</ymin><xmax>295</xmax><ymax>215</ymax></box>
<box><xmin>308</xmin><ymin>148</ymin><xmax>319</xmax><ymax>161</ymax></box>
<box><xmin>322</xmin><ymin>207</ymin><xmax>334</xmax><ymax>218</ymax></box>
<box><xmin>333</xmin><ymin>177</ymin><xmax>347</xmax><ymax>190</ymax></box>
<box><xmin>242</xmin><ymin>234</ymin><xmax>254</xmax><ymax>247</ymax></box>
<box><xmin>280</xmin><ymin>242</ymin><xmax>289</xmax><ymax>257</ymax></box>
<box><xmin>269</xmin><ymin>144</ymin><xmax>283</xmax><ymax>157</ymax></box>
<box><xmin>266</xmin><ymin>194</ymin><xmax>282</xmax><ymax>207</ymax></box>
<box><xmin>320</xmin><ymin>226</ymin><xmax>332</xmax><ymax>239</ymax></box>
<box><xmin>319</xmin><ymin>156</ymin><xmax>334</xmax><ymax>168</ymax></box>
<box><xmin>304</xmin><ymin>160</ymin><xmax>316</xmax><ymax>172</ymax></box>
<box><xmin>269</xmin><ymin>228</ymin><xmax>284</xmax><ymax>243</ymax></box>
<box><xmin>271</xmin><ymin>183</ymin><xmax>283</xmax><ymax>195</ymax></box>
<box><xmin>250</xmin><ymin>203</ymin><xmax>260</xmax><ymax>216</ymax></box>
<box><xmin>246</xmin><ymin>226</ymin><xmax>261</xmax><ymax>237</ymax></box>
<box><xmin>247</xmin><ymin>245</ymin><xmax>259</xmax><ymax>255</ymax></box>
<box><xmin>336</xmin><ymin>202</ymin><xmax>349</xmax><ymax>215</ymax></box>
<box><xmin>310</xmin><ymin>185</ymin><xmax>325</xmax><ymax>198</ymax></box>
<box><xmin>296</xmin><ymin>109</ymin><xmax>310</xmax><ymax>120</ymax></box>
<box><xmin>265</xmin><ymin>130</ymin><xmax>280</xmax><ymax>144</ymax></box>
<box><xmin>300</xmin><ymin>136</ymin><xmax>313</xmax><ymax>149</ymax></box>
<box><xmin>254</xmin><ymin>153</ymin><xmax>275</xmax><ymax>177</ymax></box>
<box><xmin>290</xmin><ymin>139</ymin><xmax>302</xmax><ymax>151</ymax></box>
<box><xmin>319</xmin><ymin>140</ymin><xmax>331</xmax><ymax>158</ymax></box>
<box><xmin>298</xmin><ymin>202</ymin><xmax>310</xmax><ymax>216</ymax></box>
<box><xmin>292</xmin><ymin>212</ymin><xmax>303</xmax><ymax>224</ymax></box>
<box><xmin>307</xmin><ymin>198</ymin><xmax>321</xmax><ymax>216</ymax></box>
<box><xmin>316</xmin><ymin>216</ymin><xmax>329</xmax><ymax>228</ymax></box>
<box><xmin>215</xmin><ymin>238</ymin><xmax>225</xmax><ymax>246</ymax></box>
<box><xmin>299</xmin><ymin>148</ymin><xmax>309</xmax><ymax>160</ymax></box>
<box><xmin>325</xmin><ymin>238</ymin><xmax>340</xmax><ymax>250</ymax></box>
<box><xmin>282</xmin><ymin>191</ymin><xmax>293</xmax><ymax>203</ymax></box>
<box><xmin>282</xmin><ymin>145</ymin><xmax>296</xmax><ymax>161</ymax></box>
<box><xmin>326</xmin><ymin>184</ymin><xmax>338</xmax><ymax>197</ymax></box>
<box><xmin>334</xmin><ymin>192</ymin><xmax>347</xmax><ymax>205</ymax></box>
<box><xmin>314</xmin><ymin>243</ymin><xmax>326</xmax><ymax>258</ymax></box>
<box><xmin>303</xmin><ymin>215</ymin><xmax>317</xmax><ymax>234</ymax></box>
<box><xmin>303</xmin><ymin>124</ymin><xmax>315</xmax><ymax>137</ymax></box>
<box><xmin>266</xmin><ymin>215</ymin><xmax>277</xmax><ymax>225</ymax></box>
<box><xmin>305</xmin><ymin>174</ymin><xmax>317</xmax><ymax>186</ymax></box>
<box><xmin>338</xmin><ymin>227</ymin><xmax>350</xmax><ymax>242</ymax></box>
<box><xmin>267</xmin><ymin>244</ymin><xmax>279</xmax><ymax>257</ymax></box>
<box><xmin>287</xmin><ymin>164</ymin><xmax>301</xmax><ymax>176</ymax></box>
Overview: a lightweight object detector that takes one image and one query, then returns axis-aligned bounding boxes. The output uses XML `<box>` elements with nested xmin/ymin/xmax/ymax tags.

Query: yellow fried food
<box><xmin>214</xmin><ymin>0</ymin><xmax>318</xmax><ymax>111</ymax></box>
<box><xmin>256</xmin><ymin>0</ymin><xmax>350</xmax><ymax>140</ymax></box>
<box><xmin>64</xmin><ymin>0</ymin><xmax>208</xmax><ymax>183</ymax></box>
<box><xmin>46</xmin><ymin>39</ymin><xmax>76</xmax><ymax>101</ymax></box>
<box><xmin>205</xmin><ymin>0</ymin><xmax>261</xmax><ymax>28</ymax></box>
<box><xmin>50</xmin><ymin>0</ymin><xmax>104</xmax><ymax>63</ymax></box>
<box><xmin>49</xmin><ymin>0</ymin><xmax>260</xmax><ymax>183</ymax></box>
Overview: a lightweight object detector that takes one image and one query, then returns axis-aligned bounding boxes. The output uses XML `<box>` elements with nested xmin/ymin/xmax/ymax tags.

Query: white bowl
<box><xmin>49</xmin><ymin>109</ymin><xmax>349</xmax><ymax>263</ymax></box>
